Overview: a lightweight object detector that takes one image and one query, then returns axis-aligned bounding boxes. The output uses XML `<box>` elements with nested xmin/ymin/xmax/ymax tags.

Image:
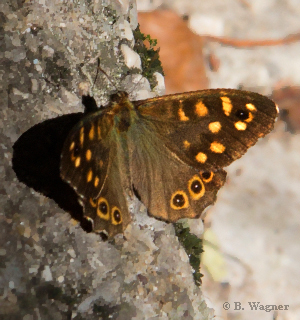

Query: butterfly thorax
<box><xmin>106</xmin><ymin>91</ymin><xmax>136</xmax><ymax>133</ymax></box>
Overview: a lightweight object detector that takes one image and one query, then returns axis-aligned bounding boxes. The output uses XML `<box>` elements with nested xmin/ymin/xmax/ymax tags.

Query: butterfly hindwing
<box><xmin>128</xmin><ymin>117</ymin><xmax>227</xmax><ymax>222</ymax></box>
<box><xmin>82</xmin><ymin>148</ymin><xmax>131</xmax><ymax>237</ymax></box>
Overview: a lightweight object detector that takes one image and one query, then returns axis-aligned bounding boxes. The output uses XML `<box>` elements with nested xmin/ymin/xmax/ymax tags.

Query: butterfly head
<box><xmin>109</xmin><ymin>91</ymin><xmax>129</xmax><ymax>105</ymax></box>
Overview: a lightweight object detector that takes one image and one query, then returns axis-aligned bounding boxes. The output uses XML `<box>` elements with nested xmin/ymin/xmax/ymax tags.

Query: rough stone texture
<box><xmin>1</xmin><ymin>1</ymin><xmax>210</xmax><ymax>319</ymax></box>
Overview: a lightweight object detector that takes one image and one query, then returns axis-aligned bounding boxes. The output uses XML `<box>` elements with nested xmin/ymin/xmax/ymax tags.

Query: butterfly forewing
<box><xmin>134</xmin><ymin>89</ymin><xmax>277</xmax><ymax>170</ymax></box>
<box><xmin>60</xmin><ymin>114</ymin><xmax>110</xmax><ymax>200</ymax></box>
<box><xmin>60</xmin><ymin>108</ymin><xmax>132</xmax><ymax>237</ymax></box>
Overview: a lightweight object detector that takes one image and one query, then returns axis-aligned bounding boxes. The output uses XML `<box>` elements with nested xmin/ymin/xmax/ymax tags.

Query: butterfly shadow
<box><xmin>12</xmin><ymin>97</ymin><xmax>99</xmax><ymax>233</ymax></box>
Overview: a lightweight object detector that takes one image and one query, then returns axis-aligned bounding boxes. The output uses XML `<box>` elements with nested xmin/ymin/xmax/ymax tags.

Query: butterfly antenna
<box><xmin>92</xmin><ymin>58</ymin><xmax>117</xmax><ymax>91</ymax></box>
<box><xmin>93</xmin><ymin>58</ymin><xmax>149</xmax><ymax>98</ymax></box>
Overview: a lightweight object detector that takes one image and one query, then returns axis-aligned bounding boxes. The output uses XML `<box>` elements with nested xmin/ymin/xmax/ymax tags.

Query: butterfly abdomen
<box><xmin>114</xmin><ymin>108</ymin><xmax>132</xmax><ymax>133</ymax></box>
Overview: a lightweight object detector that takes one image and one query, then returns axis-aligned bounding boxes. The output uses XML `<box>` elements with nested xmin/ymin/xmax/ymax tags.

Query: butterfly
<box><xmin>60</xmin><ymin>89</ymin><xmax>278</xmax><ymax>238</ymax></box>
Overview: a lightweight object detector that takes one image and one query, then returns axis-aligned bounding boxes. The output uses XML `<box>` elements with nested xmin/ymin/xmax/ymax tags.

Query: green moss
<box><xmin>174</xmin><ymin>222</ymin><xmax>204</xmax><ymax>286</ymax></box>
<box><xmin>133</xmin><ymin>25</ymin><xmax>164</xmax><ymax>89</ymax></box>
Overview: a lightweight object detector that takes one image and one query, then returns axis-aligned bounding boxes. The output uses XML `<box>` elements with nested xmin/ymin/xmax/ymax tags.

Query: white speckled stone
<box><xmin>121</xmin><ymin>43</ymin><xmax>142</xmax><ymax>69</ymax></box>
<box><xmin>119</xmin><ymin>20</ymin><xmax>134</xmax><ymax>40</ymax></box>
<box><xmin>153</xmin><ymin>72</ymin><xmax>166</xmax><ymax>96</ymax></box>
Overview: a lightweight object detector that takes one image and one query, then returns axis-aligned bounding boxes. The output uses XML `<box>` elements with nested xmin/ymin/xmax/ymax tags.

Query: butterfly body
<box><xmin>60</xmin><ymin>89</ymin><xmax>277</xmax><ymax>238</ymax></box>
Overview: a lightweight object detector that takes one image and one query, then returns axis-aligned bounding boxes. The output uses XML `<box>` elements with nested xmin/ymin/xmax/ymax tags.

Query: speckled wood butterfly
<box><xmin>60</xmin><ymin>89</ymin><xmax>277</xmax><ymax>238</ymax></box>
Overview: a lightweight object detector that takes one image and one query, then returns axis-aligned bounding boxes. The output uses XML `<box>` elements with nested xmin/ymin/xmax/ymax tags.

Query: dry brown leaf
<box><xmin>138</xmin><ymin>10</ymin><xmax>208</xmax><ymax>94</ymax></box>
<box><xmin>272</xmin><ymin>86</ymin><xmax>300</xmax><ymax>133</ymax></box>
